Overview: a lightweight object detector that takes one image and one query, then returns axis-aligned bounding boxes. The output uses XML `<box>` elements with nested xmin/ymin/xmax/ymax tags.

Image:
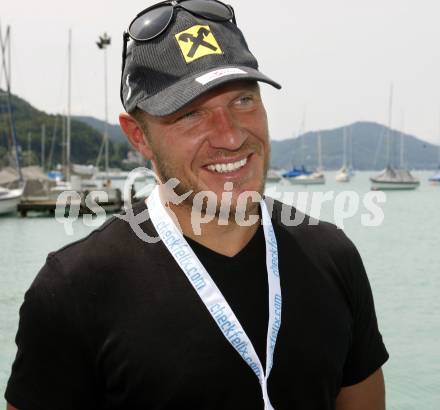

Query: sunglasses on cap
<box><xmin>128</xmin><ymin>0</ymin><xmax>235</xmax><ymax>42</ymax></box>
<box><xmin>120</xmin><ymin>0</ymin><xmax>236</xmax><ymax>104</ymax></box>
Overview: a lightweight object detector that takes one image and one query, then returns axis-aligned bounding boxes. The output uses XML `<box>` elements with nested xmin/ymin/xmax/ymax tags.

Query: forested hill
<box><xmin>0</xmin><ymin>89</ymin><xmax>128</xmax><ymax>168</ymax></box>
<box><xmin>74</xmin><ymin>116</ymin><xmax>127</xmax><ymax>144</ymax></box>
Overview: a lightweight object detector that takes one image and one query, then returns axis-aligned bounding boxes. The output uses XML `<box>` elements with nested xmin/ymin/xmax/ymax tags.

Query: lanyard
<box><xmin>147</xmin><ymin>186</ymin><xmax>282</xmax><ymax>409</ymax></box>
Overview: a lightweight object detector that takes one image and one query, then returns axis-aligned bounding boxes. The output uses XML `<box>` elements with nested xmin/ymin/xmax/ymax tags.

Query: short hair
<box><xmin>130</xmin><ymin>108</ymin><xmax>149</xmax><ymax>136</ymax></box>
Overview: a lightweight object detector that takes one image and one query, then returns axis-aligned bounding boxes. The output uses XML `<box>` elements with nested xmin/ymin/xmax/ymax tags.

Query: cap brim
<box><xmin>135</xmin><ymin>66</ymin><xmax>281</xmax><ymax>117</ymax></box>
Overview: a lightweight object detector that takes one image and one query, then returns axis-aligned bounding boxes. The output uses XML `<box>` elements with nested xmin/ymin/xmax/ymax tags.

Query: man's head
<box><xmin>119</xmin><ymin>0</ymin><xmax>280</xmax><ymax>215</ymax></box>
<box><xmin>121</xmin><ymin>80</ymin><xmax>270</xmax><ymax>215</ymax></box>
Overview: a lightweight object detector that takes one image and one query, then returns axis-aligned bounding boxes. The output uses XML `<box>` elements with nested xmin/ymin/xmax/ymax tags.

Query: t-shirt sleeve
<box><xmin>340</xmin><ymin>236</ymin><xmax>389</xmax><ymax>386</ymax></box>
<box><xmin>4</xmin><ymin>254</ymin><xmax>97</xmax><ymax>410</ymax></box>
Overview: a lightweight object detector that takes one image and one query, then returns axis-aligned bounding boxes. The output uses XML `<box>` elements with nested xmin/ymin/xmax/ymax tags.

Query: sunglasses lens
<box><xmin>129</xmin><ymin>5</ymin><xmax>173</xmax><ymax>40</ymax></box>
<box><xmin>183</xmin><ymin>0</ymin><xmax>233</xmax><ymax>21</ymax></box>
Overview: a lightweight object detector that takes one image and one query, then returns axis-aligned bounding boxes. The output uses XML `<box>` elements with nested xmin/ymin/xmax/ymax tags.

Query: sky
<box><xmin>1</xmin><ymin>0</ymin><xmax>440</xmax><ymax>145</ymax></box>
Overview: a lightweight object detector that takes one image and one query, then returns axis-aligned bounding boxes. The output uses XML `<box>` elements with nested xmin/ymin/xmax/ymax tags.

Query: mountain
<box><xmin>0</xmin><ymin>90</ymin><xmax>129</xmax><ymax>168</ymax></box>
<box><xmin>74</xmin><ymin>116</ymin><xmax>128</xmax><ymax>144</ymax></box>
<box><xmin>271</xmin><ymin>121</ymin><xmax>440</xmax><ymax>170</ymax></box>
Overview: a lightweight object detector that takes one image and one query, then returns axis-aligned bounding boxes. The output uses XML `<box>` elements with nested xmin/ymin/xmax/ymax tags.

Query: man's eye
<box><xmin>235</xmin><ymin>95</ymin><xmax>254</xmax><ymax>106</ymax></box>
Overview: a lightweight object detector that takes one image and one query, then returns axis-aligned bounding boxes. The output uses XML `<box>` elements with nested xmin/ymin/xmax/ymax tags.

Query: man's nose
<box><xmin>207</xmin><ymin>107</ymin><xmax>246</xmax><ymax>150</ymax></box>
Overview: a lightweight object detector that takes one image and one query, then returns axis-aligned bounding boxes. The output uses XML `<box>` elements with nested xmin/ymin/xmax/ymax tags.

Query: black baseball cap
<box><xmin>121</xmin><ymin>7</ymin><xmax>281</xmax><ymax>116</ymax></box>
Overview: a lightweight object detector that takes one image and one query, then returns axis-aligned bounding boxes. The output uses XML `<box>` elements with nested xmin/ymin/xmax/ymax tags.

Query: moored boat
<box><xmin>370</xmin><ymin>166</ymin><xmax>420</xmax><ymax>190</ymax></box>
<box><xmin>335</xmin><ymin>166</ymin><xmax>350</xmax><ymax>183</ymax></box>
<box><xmin>428</xmin><ymin>168</ymin><xmax>440</xmax><ymax>185</ymax></box>
<box><xmin>370</xmin><ymin>85</ymin><xmax>419</xmax><ymax>191</ymax></box>
<box><xmin>286</xmin><ymin>171</ymin><xmax>326</xmax><ymax>185</ymax></box>
<box><xmin>0</xmin><ymin>185</ymin><xmax>24</xmax><ymax>215</ymax></box>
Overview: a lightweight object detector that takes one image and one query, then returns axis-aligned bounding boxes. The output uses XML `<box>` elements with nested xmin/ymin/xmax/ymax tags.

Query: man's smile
<box><xmin>205</xmin><ymin>156</ymin><xmax>249</xmax><ymax>174</ymax></box>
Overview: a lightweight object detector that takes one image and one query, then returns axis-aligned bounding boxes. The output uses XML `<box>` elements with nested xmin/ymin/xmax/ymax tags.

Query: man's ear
<box><xmin>119</xmin><ymin>112</ymin><xmax>153</xmax><ymax>159</ymax></box>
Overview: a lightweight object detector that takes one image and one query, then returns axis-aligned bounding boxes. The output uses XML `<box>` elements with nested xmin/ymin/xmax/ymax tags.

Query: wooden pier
<box><xmin>18</xmin><ymin>189</ymin><xmax>123</xmax><ymax>217</ymax></box>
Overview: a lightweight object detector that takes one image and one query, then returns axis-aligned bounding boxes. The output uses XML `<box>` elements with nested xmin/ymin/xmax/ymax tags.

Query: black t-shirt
<box><xmin>186</xmin><ymin>225</ymin><xmax>269</xmax><ymax>370</ymax></box>
<box><xmin>5</xmin><ymin>200</ymin><xmax>388</xmax><ymax>410</ymax></box>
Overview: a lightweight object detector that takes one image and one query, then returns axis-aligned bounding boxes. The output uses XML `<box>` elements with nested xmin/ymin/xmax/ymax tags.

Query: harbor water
<box><xmin>1</xmin><ymin>171</ymin><xmax>439</xmax><ymax>408</ymax></box>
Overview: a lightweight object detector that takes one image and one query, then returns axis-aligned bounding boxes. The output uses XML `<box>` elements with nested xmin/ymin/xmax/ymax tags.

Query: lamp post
<box><xmin>96</xmin><ymin>33</ymin><xmax>111</xmax><ymax>176</ymax></box>
<box><xmin>66</xmin><ymin>29</ymin><xmax>71</xmax><ymax>182</ymax></box>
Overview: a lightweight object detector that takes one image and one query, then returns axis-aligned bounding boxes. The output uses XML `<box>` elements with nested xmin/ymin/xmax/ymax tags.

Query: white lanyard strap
<box><xmin>147</xmin><ymin>186</ymin><xmax>282</xmax><ymax>409</ymax></box>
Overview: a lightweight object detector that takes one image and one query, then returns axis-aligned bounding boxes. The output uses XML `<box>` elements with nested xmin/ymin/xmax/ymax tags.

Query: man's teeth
<box><xmin>207</xmin><ymin>158</ymin><xmax>247</xmax><ymax>173</ymax></box>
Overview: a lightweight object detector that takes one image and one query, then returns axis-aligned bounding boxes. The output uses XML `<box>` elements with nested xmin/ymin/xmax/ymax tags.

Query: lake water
<box><xmin>1</xmin><ymin>171</ymin><xmax>439</xmax><ymax>408</ymax></box>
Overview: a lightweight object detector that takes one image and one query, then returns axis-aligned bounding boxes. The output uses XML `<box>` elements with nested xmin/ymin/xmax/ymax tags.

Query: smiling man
<box><xmin>6</xmin><ymin>1</ymin><xmax>388</xmax><ymax>410</ymax></box>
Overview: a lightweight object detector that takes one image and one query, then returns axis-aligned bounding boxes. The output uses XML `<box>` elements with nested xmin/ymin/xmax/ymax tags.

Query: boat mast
<box><xmin>400</xmin><ymin>110</ymin><xmax>405</xmax><ymax>169</ymax></box>
<box><xmin>342</xmin><ymin>127</ymin><xmax>347</xmax><ymax>168</ymax></box>
<box><xmin>104</xmin><ymin>36</ymin><xmax>109</xmax><ymax>176</ymax></box>
<box><xmin>386</xmin><ymin>83</ymin><xmax>393</xmax><ymax>167</ymax></box>
<box><xmin>27</xmin><ymin>132</ymin><xmax>31</xmax><ymax>166</ymax></box>
<box><xmin>317</xmin><ymin>132</ymin><xmax>323</xmax><ymax>170</ymax></box>
<box><xmin>41</xmin><ymin>123</ymin><xmax>46</xmax><ymax>171</ymax></box>
<box><xmin>66</xmin><ymin>29</ymin><xmax>72</xmax><ymax>182</ymax></box>
<box><xmin>47</xmin><ymin>115</ymin><xmax>58</xmax><ymax>170</ymax></box>
<box><xmin>299</xmin><ymin>108</ymin><xmax>306</xmax><ymax>168</ymax></box>
<box><xmin>0</xmin><ymin>25</ymin><xmax>22</xmax><ymax>181</ymax></box>
<box><xmin>349</xmin><ymin>125</ymin><xmax>353</xmax><ymax>169</ymax></box>
<box><xmin>62</xmin><ymin>112</ymin><xmax>66</xmax><ymax>172</ymax></box>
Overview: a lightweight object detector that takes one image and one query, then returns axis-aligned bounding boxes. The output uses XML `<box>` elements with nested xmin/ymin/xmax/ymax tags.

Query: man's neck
<box><xmin>168</xmin><ymin>202</ymin><xmax>260</xmax><ymax>257</ymax></box>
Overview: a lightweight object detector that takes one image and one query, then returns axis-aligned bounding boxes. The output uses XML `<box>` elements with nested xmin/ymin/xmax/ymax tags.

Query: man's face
<box><xmin>138</xmin><ymin>81</ymin><xmax>270</xmax><ymax>215</ymax></box>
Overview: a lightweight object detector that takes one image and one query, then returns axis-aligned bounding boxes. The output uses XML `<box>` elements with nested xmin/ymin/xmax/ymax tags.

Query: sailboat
<box><xmin>289</xmin><ymin>171</ymin><xmax>325</xmax><ymax>185</ymax></box>
<box><xmin>282</xmin><ymin>165</ymin><xmax>310</xmax><ymax>179</ymax></box>
<box><xmin>429</xmin><ymin>169</ymin><xmax>440</xmax><ymax>184</ymax></box>
<box><xmin>371</xmin><ymin>166</ymin><xmax>420</xmax><ymax>190</ymax></box>
<box><xmin>335</xmin><ymin>127</ymin><xmax>351</xmax><ymax>183</ymax></box>
<box><xmin>0</xmin><ymin>185</ymin><xmax>23</xmax><ymax>214</ymax></box>
<box><xmin>283</xmin><ymin>157</ymin><xmax>325</xmax><ymax>185</ymax></box>
<box><xmin>370</xmin><ymin>85</ymin><xmax>419</xmax><ymax>191</ymax></box>
<box><xmin>336</xmin><ymin>166</ymin><xmax>350</xmax><ymax>183</ymax></box>
<box><xmin>283</xmin><ymin>112</ymin><xmax>312</xmax><ymax>183</ymax></box>
<box><xmin>429</xmin><ymin>166</ymin><xmax>440</xmax><ymax>185</ymax></box>
<box><xmin>283</xmin><ymin>128</ymin><xmax>325</xmax><ymax>185</ymax></box>
<box><xmin>0</xmin><ymin>25</ymin><xmax>24</xmax><ymax>215</ymax></box>
<box><xmin>292</xmin><ymin>132</ymin><xmax>325</xmax><ymax>185</ymax></box>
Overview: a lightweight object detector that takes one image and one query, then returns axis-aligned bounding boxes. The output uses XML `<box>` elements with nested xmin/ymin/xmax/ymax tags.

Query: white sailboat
<box><xmin>370</xmin><ymin>85</ymin><xmax>419</xmax><ymax>191</ymax></box>
<box><xmin>0</xmin><ymin>186</ymin><xmax>23</xmax><ymax>214</ymax></box>
<box><xmin>336</xmin><ymin>127</ymin><xmax>350</xmax><ymax>183</ymax></box>
<box><xmin>285</xmin><ymin>131</ymin><xmax>325</xmax><ymax>185</ymax></box>
<box><xmin>336</xmin><ymin>167</ymin><xmax>350</xmax><ymax>183</ymax></box>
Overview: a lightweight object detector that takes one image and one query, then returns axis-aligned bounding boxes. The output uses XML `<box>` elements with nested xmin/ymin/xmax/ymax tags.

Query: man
<box><xmin>6</xmin><ymin>1</ymin><xmax>388</xmax><ymax>409</ymax></box>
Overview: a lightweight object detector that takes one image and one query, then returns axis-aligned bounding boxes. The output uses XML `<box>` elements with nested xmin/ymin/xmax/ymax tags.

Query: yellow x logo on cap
<box><xmin>175</xmin><ymin>25</ymin><xmax>223</xmax><ymax>63</ymax></box>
